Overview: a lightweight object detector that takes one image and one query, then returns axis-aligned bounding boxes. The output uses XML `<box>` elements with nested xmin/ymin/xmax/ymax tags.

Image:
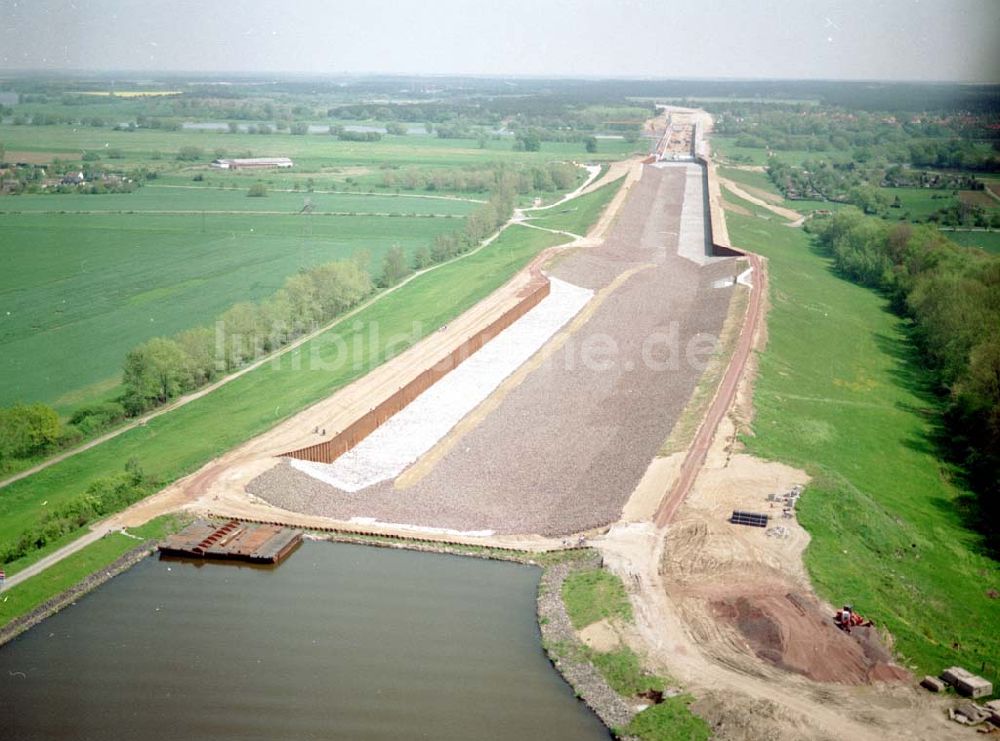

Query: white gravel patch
<box><xmin>290</xmin><ymin>276</ymin><xmax>594</xmax><ymax>492</ymax></box>
<box><xmin>653</xmin><ymin>162</ymin><xmax>719</xmax><ymax>266</ymax></box>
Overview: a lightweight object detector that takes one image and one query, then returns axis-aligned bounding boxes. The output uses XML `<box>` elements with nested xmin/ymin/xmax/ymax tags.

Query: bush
<box><xmin>69</xmin><ymin>401</ymin><xmax>127</xmax><ymax>436</ymax></box>
<box><xmin>176</xmin><ymin>146</ymin><xmax>203</xmax><ymax>161</ymax></box>
<box><xmin>247</xmin><ymin>182</ymin><xmax>267</xmax><ymax>197</ymax></box>
<box><xmin>0</xmin><ymin>403</ymin><xmax>61</xmax><ymax>461</ymax></box>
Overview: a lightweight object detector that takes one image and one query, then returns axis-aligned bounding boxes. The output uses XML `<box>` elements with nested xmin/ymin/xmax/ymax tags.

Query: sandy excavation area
<box><xmin>250</xmin><ymin>165</ymin><xmax>738</xmax><ymax>535</ymax></box>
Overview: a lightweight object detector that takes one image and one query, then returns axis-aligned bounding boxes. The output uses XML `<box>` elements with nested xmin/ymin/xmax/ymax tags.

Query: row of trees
<box><xmin>811</xmin><ymin>209</ymin><xmax>1000</xmax><ymax>550</ymax></box>
<box><xmin>121</xmin><ymin>259</ymin><xmax>372</xmax><ymax>415</ymax></box>
<box><xmin>0</xmin><ymin>399</ymin><xmax>131</xmax><ymax>474</ymax></box>
<box><xmin>379</xmin><ymin>162</ymin><xmax>580</xmax><ymax>195</ymax></box>
<box><xmin>330</xmin><ymin>127</ymin><xmax>382</xmax><ymax>142</ymax></box>
<box><xmin>325</xmin><ymin>99</ymin><xmax>650</xmax><ymax>138</ymax></box>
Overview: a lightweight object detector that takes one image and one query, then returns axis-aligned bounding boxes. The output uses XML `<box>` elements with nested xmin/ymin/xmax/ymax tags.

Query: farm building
<box><xmin>211</xmin><ymin>157</ymin><xmax>293</xmax><ymax>170</ymax></box>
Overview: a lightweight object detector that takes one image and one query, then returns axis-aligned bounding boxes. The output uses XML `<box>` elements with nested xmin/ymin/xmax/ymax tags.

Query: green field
<box><xmin>941</xmin><ymin>229</ymin><xmax>1000</xmax><ymax>254</ymax></box>
<box><xmin>881</xmin><ymin>187</ymin><xmax>957</xmax><ymax>220</ymax></box>
<box><xmin>0</xmin><ymin>123</ymin><xmax>638</xmax><ymax>168</ymax></box>
<box><xmin>0</xmin><ymin>183</ymin><xmax>478</xmax><ymax>215</ymax></box>
<box><xmin>0</xmin><ymin>222</ymin><xmax>579</xmax><ymax>574</ymax></box>
<box><xmin>723</xmin><ymin>195</ymin><xmax>1000</xmax><ymax>688</ymax></box>
<box><xmin>0</xmin><ymin>207</ymin><xmax>467</xmax><ymax>409</ymax></box>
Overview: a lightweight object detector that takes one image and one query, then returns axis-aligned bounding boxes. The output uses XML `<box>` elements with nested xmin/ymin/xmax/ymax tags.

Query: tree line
<box><xmin>120</xmin><ymin>183</ymin><xmax>517</xmax><ymax>415</ymax></box>
<box><xmin>714</xmin><ymin>106</ymin><xmax>1000</xmax><ymax>171</ymax></box>
<box><xmin>379</xmin><ymin>162</ymin><xmax>579</xmax><ymax>195</ymax></box>
<box><xmin>811</xmin><ymin>208</ymin><xmax>1000</xmax><ymax>552</ymax></box>
<box><xmin>120</xmin><ymin>258</ymin><xmax>373</xmax><ymax>415</ymax></box>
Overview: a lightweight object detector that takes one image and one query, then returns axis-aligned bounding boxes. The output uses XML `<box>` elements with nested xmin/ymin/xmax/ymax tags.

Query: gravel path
<box><xmin>250</xmin><ymin>166</ymin><xmax>737</xmax><ymax>536</ymax></box>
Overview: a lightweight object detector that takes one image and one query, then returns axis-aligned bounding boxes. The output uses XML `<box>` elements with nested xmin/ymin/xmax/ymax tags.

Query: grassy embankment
<box><xmin>524</xmin><ymin>178</ymin><xmax>624</xmax><ymax>236</ymax></box>
<box><xmin>721</xmin><ymin>185</ymin><xmax>1000</xmax><ymax>689</ymax></box>
<box><xmin>0</xmin><ymin>178</ymin><xmax>625</xmax><ymax>624</ymax></box>
<box><xmin>560</xmin><ymin>569</ymin><xmax>710</xmax><ymax>740</ymax></box>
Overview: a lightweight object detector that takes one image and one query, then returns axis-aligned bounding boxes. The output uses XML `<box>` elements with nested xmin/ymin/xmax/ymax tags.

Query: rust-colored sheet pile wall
<box><xmin>282</xmin><ymin>279</ymin><xmax>551</xmax><ymax>465</ymax></box>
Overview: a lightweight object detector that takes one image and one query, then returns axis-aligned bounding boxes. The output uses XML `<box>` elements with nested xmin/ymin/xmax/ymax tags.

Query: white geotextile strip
<box><xmin>290</xmin><ymin>276</ymin><xmax>594</xmax><ymax>492</ymax></box>
<box><xmin>677</xmin><ymin>164</ymin><xmax>711</xmax><ymax>265</ymax></box>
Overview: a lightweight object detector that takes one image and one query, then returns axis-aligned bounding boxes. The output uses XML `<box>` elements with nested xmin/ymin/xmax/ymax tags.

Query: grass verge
<box><xmin>526</xmin><ymin>177</ymin><xmax>624</xmax><ymax>236</ymax></box>
<box><xmin>562</xmin><ymin>568</ymin><xmax>633</xmax><ymax>629</ymax></box>
<box><xmin>619</xmin><ymin>695</ymin><xmax>711</xmax><ymax>741</ymax></box>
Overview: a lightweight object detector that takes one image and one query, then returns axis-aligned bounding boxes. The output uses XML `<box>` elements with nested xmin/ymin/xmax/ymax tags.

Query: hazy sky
<box><xmin>1</xmin><ymin>0</ymin><xmax>997</xmax><ymax>82</ymax></box>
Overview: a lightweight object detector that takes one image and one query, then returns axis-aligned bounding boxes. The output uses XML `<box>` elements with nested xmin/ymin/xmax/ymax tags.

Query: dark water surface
<box><xmin>0</xmin><ymin>542</ymin><xmax>608</xmax><ymax>740</ymax></box>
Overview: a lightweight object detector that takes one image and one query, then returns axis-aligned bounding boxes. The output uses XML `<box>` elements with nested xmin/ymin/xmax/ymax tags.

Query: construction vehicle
<box><xmin>835</xmin><ymin>604</ymin><xmax>873</xmax><ymax>633</ymax></box>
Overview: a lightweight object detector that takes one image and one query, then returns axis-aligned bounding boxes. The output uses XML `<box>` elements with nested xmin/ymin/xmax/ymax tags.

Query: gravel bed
<box><xmin>537</xmin><ymin>557</ymin><xmax>636</xmax><ymax>732</ymax></box>
<box><xmin>249</xmin><ymin>166</ymin><xmax>737</xmax><ymax>536</ymax></box>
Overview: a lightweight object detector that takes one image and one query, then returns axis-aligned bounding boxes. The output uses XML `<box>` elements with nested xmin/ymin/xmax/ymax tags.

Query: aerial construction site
<box><xmin>7</xmin><ymin>100</ymin><xmax>991</xmax><ymax>740</ymax></box>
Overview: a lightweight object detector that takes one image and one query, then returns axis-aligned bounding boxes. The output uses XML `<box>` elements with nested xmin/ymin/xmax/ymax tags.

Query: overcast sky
<box><xmin>1</xmin><ymin>0</ymin><xmax>997</xmax><ymax>82</ymax></box>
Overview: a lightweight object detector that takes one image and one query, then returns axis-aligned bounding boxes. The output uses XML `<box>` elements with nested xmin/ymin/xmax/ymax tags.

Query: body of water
<box><xmin>0</xmin><ymin>542</ymin><xmax>607</xmax><ymax>740</ymax></box>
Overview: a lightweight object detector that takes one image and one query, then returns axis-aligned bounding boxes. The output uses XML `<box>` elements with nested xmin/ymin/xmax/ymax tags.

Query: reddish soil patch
<box><xmin>959</xmin><ymin>190</ymin><xmax>998</xmax><ymax>209</ymax></box>
<box><xmin>712</xmin><ymin>592</ymin><xmax>910</xmax><ymax>685</ymax></box>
